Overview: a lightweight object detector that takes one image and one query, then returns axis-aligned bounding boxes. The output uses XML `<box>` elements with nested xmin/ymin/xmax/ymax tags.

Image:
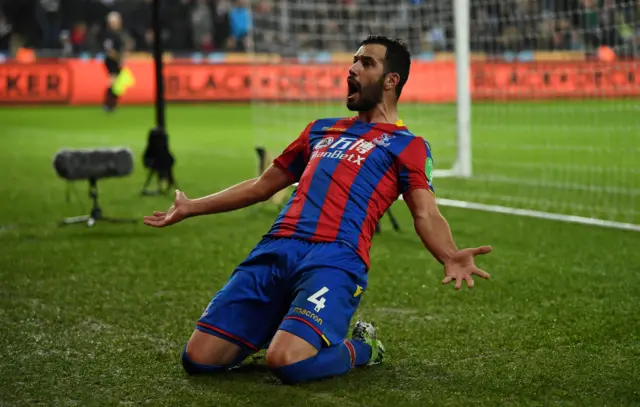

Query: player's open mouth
<box><xmin>347</xmin><ymin>78</ymin><xmax>360</xmax><ymax>100</ymax></box>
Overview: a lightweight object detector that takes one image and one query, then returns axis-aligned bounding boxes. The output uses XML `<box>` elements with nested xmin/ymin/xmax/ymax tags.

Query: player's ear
<box><xmin>385</xmin><ymin>73</ymin><xmax>400</xmax><ymax>92</ymax></box>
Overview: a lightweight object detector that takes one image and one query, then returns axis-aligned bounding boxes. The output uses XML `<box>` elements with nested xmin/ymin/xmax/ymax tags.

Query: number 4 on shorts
<box><xmin>307</xmin><ymin>287</ymin><xmax>329</xmax><ymax>312</ymax></box>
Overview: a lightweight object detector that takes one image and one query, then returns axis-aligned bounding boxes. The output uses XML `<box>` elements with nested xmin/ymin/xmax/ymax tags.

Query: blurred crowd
<box><xmin>0</xmin><ymin>0</ymin><xmax>638</xmax><ymax>57</ymax></box>
<box><xmin>0</xmin><ymin>0</ymin><xmax>254</xmax><ymax>54</ymax></box>
<box><xmin>468</xmin><ymin>0</ymin><xmax>639</xmax><ymax>55</ymax></box>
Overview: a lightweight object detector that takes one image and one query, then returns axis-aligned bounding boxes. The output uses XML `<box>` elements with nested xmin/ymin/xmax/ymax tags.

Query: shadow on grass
<box><xmin>183</xmin><ymin>354</ymin><xmax>448</xmax><ymax>392</ymax></box>
<box><xmin>1</xmin><ymin>224</ymin><xmax>164</xmax><ymax>242</ymax></box>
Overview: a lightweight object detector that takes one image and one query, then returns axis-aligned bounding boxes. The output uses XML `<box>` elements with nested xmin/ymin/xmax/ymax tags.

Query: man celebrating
<box><xmin>144</xmin><ymin>35</ymin><xmax>492</xmax><ymax>385</ymax></box>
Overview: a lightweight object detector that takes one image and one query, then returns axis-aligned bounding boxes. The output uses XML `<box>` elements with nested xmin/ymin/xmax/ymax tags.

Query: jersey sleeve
<box><xmin>272</xmin><ymin>121</ymin><xmax>313</xmax><ymax>183</ymax></box>
<box><xmin>396</xmin><ymin>137</ymin><xmax>435</xmax><ymax>195</ymax></box>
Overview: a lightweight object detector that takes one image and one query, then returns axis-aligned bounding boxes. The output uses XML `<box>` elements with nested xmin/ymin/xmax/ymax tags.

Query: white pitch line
<box><xmin>431</xmin><ymin>198</ymin><xmax>640</xmax><ymax>232</ymax></box>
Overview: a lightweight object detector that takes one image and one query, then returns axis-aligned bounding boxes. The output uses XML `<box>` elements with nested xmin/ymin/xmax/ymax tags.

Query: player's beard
<box><xmin>346</xmin><ymin>75</ymin><xmax>385</xmax><ymax>112</ymax></box>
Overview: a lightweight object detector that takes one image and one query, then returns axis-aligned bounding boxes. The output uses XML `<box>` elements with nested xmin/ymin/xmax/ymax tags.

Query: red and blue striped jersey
<box><xmin>268</xmin><ymin>117</ymin><xmax>434</xmax><ymax>269</ymax></box>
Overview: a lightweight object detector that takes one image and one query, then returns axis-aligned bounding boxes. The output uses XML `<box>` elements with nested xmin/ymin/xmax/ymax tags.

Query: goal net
<box><xmin>250</xmin><ymin>0</ymin><xmax>640</xmax><ymax>231</ymax></box>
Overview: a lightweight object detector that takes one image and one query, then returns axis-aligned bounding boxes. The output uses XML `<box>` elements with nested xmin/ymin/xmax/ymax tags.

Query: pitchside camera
<box><xmin>53</xmin><ymin>147</ymin><xmax>138</xmax><ymax>227</ymax></box>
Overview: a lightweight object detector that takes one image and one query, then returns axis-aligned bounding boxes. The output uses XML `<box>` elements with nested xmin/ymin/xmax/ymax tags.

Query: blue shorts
<box><xmin>196</xmin><ymin>236</ymin><xmax>368</xmax><ymax>353</ymax></box>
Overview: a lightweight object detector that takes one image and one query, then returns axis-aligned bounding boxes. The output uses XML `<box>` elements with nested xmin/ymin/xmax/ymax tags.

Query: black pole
<box><xmin>140</xmin><ymin>0</ymin><xmax>177</xmax><ymax>195</ymax></box>
<box><xmin>152</xmin><ymin>0</ymin><xmax>165</xmax><ymax>129</ymax></box>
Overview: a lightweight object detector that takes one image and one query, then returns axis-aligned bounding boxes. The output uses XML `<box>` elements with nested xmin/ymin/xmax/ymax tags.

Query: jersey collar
<box><xmin>350</xmin><ymin>116</ymin><xmax>406</xmax><ymax>128</ymax></box>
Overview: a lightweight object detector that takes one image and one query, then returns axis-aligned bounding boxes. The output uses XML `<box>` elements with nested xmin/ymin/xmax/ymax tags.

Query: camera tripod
<box><xmin>61</xmin><ymin>178</ymin><xmax>138</xmax><ymax>227</ymax></box>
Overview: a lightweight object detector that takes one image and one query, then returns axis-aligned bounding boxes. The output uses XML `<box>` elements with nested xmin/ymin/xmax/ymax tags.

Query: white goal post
<box><xmin>448</xmin><ymin>0</ymin><xmax>472</xmax><ymax>180</ymax></box>
<box><xmin>250</xmin><ymin>0</ymin><xmax>640</xmax><ymax>232</ymax></box>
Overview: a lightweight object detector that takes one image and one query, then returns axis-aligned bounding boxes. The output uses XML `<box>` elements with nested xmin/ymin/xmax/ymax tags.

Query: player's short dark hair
<box><xmin>359</xmin><ymin>35</ymin><xmax>411</xmax><ymax>100</ymax></box>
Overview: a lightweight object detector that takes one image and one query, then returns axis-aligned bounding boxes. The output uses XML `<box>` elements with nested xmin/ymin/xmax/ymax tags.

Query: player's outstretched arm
<box><xmin>143</xmin><ymin>164</ymin><xmax>293</xmax><ymax>228</ymax></box>
<box><xmin>403</xmin><ymin>189</ymin><xmax>492</xmax><ymax>290</ymax></box>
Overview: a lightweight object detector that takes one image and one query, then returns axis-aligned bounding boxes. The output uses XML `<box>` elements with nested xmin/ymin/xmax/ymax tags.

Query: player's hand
<box><xmin>442</xmin><ymin>246</ymin><xmax>492</xmax><ymax>290</ymax></box>
<box><xmin>143</xmin><ymin>190</ymin><xmax>191</xmax><ymax>228</ymax></box>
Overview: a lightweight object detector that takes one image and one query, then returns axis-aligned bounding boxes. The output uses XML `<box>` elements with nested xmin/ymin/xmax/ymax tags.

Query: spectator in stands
<box><xmin>213</xmin><ymin>0</ymin><xmax>231</xmax><ymax>50</ymax></box>
<box><xmin>425</xmin><ymin>19</ymin><xmax>447</xmax><ymax>52</ymax></box>
<box><xmin>538</xmin><ymin>11</ymin><xmax>557</xmax><ymax>50</ymax></box>
<box><xmin>36</xmin><ymin>0</ymin><xmax>80</xmax><ymax>52</ymax></box>
<box><xmin>580</xmin><ymin>0</ymin><xmax>600</xmax><ymax>51</ymax></box>
<box><xmin>70</xmin><ymin>20</ymin><xmax>88</xmax><ymax>51</ymax></box>
<box><xmin>191</xmin><ymin>0</ymin><xmax>214</xmax><ymax>51</ymax></box>
<box><xmin>617</xmin><ymin>12</ymin><xmax>635</xmax><ymax>51</ymax></box>
<box><xmin>1</xmin><ymin>0</ymin><xmax>37</xmax><ymax>55</ymax></box>
<box><xmin>35</xmin><ymin>0</ymin><xmax>62</xmax><ymax>48</ymax></box>
<box><xmin>501</xmin><ymin>24</ymin><xmax>521</xmax><ymax>52</ymax></box>
<box><xmin>600</xmin><ymin>0</ymin><xmax>620</xmax><ymax>48</ymax></box>
<box><xmin>0</xmin><ymin>10</ymin><xmax>11</xmax><ymax>52</ymax></box>
<box><xmin>130</xmin><ymin>0</ymin><xmax>153</xmax><ymax>52</ymax></box>
<box><xmin>167</xmin><ymin>0</ymin><xmax>194</xmax><ymax>51</ymax></box>
<box><xmin>251</xmin><ymin>0</ymin><xmax>276</xmax><ymax>53</ymax></box>
<box><xmin>227</xmin><ymin>0</ymin><xmax>252</xmax><ymax>51</ymax></box>
<box><xmin>569</xmin><ymin>28</ymin><xmax>585</xmax><ymax>51</ymax></box>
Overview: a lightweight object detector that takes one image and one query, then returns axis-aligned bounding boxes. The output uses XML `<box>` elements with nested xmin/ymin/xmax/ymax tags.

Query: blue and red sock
<box><xmin>271</xmin><ymin>339</ymin><xmax>372</xmax><ymax>385</ymax></box>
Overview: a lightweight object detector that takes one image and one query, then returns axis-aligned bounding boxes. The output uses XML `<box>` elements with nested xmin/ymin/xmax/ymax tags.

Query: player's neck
<box><xmin>357</xmin><ymin>102</ymin><xmax>398</xmax><ymax>125</ymax></box>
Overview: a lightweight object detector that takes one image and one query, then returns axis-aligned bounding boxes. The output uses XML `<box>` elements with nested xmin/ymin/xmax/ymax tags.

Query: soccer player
<box><xmin>144</xmin><ymin>35</ymin><xmax>492</xmax><ymax>385</ymax></box>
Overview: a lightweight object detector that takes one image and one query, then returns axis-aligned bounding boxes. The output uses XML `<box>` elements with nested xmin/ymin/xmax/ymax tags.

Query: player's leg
<box><xmin>182</xmin><ymin>237</ymin><xmax>294</xmax><ymax>375</ymax></box>
<box><xmin>265</xmin><ymin>244</ymin><xmax>383</xmax><ymax>384</ymax></box>
<box><xmin>181</xmin><ymin>270</ymin><xmax>265</xmax><ymax>375</ymax></box>
<box><xmin>181</xmin><ymin>330</ymin><xmax>251</xmax><ymax>374</ymax></box>
<box><xmin>266</xmin><ymin>321</ymin><xmax>383</xmax><ymax>385</ymax></box>
<box><xmin>103</xmin><ymin>59</ymin><xmax>120</xmax><ymax>111</ymax></box>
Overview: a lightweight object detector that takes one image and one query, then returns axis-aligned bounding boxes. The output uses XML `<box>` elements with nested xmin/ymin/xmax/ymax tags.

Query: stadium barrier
<box><xmin>473</xmin><ymin>61</ymin><xmax>640</xmax><ymax>100</ymax></box>
<box><xmin>0</xmin><ymin>59</ymin><xmax>638</xmax><ymax>105</ymax></box>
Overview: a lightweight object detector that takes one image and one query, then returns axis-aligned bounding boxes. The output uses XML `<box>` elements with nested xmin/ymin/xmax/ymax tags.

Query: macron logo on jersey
<box><xmin>311</xmin><ymin>136</ymin><xmax>376</xmax><ymax>166</ymax></box>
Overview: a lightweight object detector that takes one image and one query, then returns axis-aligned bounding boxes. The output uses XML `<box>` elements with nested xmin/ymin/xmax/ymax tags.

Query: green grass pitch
<box><xmin>1</xmin><ymin>103</ymin><xmax>639</xmax><ymax>406</ymax></box>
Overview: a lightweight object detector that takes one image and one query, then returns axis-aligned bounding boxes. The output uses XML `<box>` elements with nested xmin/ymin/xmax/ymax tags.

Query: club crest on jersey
<box><xmin>373</xmin><ymin>133</ymin><xmax>395</xmax><ymax>147</ymax></box>
<box><xmin>314</xmin><ymin>137</ymin><xmax>334</xmax><ymax>150</ymax></box>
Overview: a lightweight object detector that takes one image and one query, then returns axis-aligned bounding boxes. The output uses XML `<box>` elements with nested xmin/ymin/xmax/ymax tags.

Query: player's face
<box><xmin>346</xmin><ymin>44</ymin><xmax>387</xmax><ymax>112</ymax></box>
<box><xmin>108</xmin><ymin>14</ymin><xmax>122</xmax><ymax>30</ymax></box>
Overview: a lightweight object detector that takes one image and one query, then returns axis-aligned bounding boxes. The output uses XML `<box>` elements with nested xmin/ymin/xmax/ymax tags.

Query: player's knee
<box><xmin>182</xmin><ymin>345</ymin><xmax>206</xmax><ymax>366</ymax></box>
<box><xmin>181</xmin><ymin>347</ymin><xmax>226</xmax><ymax>375</ymax></box>
<box><xmin>265</xmin><ymin>347</ymin><xmax>296</xmax><ymax>369</ymax></box>
<box><xmin>181</xmin><ymin>334</ymin><xmax>228</xmax><ymax>375</ymax></box>
<box><xmin>265</xmin><ymin>343</ymin><xmax>318</xmax><ymax>369</ymax></box>
<box><xmin>181</xmin><ymin>348</ymin><xmax>201</xmax><ymax>374</ymax></box>
<box><xmin>266</xmin><ymin>345</ymin><xmax>322</xmax><ymax>385</ymax></box>
<box><xmin>266</xmin><ymin>348</ymin><xmax>303</xmax><ymax>385</ymax></box>
<box><xmin>266</xmin><ymin>327</ymin><xmax>321</xmax><ymax>369</ymax></box>
<box><xmin>184</xmin><ymin>328</ymin><xmax>246</xmax><ymax>365</ymax></box>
